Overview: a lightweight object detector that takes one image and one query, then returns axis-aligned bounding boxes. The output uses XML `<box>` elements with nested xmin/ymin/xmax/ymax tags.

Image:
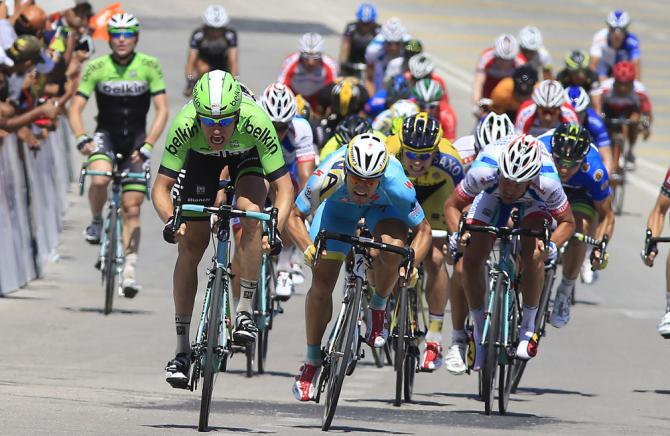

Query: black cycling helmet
<box><xmin>401</xmin><ymin>112</ymin><xmax>442</xmax><ymax>152</ymax></box>
<box><xmin>513</xmin><ymin>64</ymin><xmax>538</xmax><ymax>94</ymax></box>
<box><xmin>565</xmin><ymin>49</ymin><xmax>590</xmax><ymax>71</ymax></box>
<box><xmin>385</xmin><ymin>74</ymin><xmax>412</xmax><ymax>106</ymax></box>
<box><xmin>551</xmin><ymin>123</ymin><xmax>592</xmax><ymax>162</ymax></box>
<box><xmin>403</xmin><ymin>38</ymin><xmax>423</xmax><ymax>59</ymax></box>
<box><xmin>330</xmin><ymin>77</ymin><xmax>363</xmax><ymax>117</ymax></box>
<box><xmin>334</xmin><ymin>114</ymin><xmax>372</xmax><ymax>145</ymax></box>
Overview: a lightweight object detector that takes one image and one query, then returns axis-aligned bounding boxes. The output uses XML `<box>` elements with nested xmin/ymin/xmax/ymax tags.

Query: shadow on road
<box><xmin>633</xmin><ymin>389</ymin><xmax>670</xmax><ymax>395</ymax></box>
<box><xmin>345</xmin><ymin>397</ymin><xmax>446</xmax><ymax>407</ymax></box>
<box><xmin>143</xmin><ymin>424</ymin><xmax>272</xmax><ymax>433</ymax></box>
<box><xmin>225</xmin><ymin>369</ymin><xmax>295</xmax><ymax>379</ymax></box>
<box><xmin>293</xmin><ymin>424</ymin><xmax>410</xmax><ymax>434</ymax></box>
<box><xmin>516</xmin><ymin>387</ymin><xmax>596</xmax><ymax>397</ymax></box>
<box><xmin>61</xmin><ymin>306</ymin><xmax>153</xmax><ymax>315</ymax></box>
<box><xmin>0</xmin><ymin>294</ymin><xmax>44</xmax><ymax>300</ymax></box>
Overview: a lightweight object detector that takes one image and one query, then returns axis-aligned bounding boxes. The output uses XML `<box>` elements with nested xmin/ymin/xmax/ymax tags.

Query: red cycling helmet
<box><xmin>612</xmin><ymin>61</ymin><xmax>636</xmax><ymax>83</ymax></box>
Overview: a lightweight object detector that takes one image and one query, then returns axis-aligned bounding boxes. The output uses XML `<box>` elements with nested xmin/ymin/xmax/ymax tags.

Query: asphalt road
<box><xmin>2</xmin><ymin>1</ymin><xmax>670</xmax><ymax>435</ymax></box>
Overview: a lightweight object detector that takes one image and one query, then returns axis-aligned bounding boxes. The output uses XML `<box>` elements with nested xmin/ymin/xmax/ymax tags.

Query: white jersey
<box><xmin>281</xmin><ymin>116</ymin><xmax>316</xmax><ymax>166</ymax></box>
<box><xmin>451</xmin><ymin>135</ymin><xmax>478</xmax><ymax>173</ymax></box>
<box><xmin>365</xmin><ymin>33</ymin><xmax>411</xmax><ymax>91</ymax></box>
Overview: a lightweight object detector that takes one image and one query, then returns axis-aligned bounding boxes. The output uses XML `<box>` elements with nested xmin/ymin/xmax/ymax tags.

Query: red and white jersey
<box><xmin>476</xmin><ymin>47</ymin><xmax>527</xmax><ymax>98</ymax></box>
<box><xmin>514</xmin><ymin>99</ymin><xmax>579</xmax><ymax>137</ymax></box>
<box><xmin>593</xmin><ymin>77</ymin><xmax>652</xmax><ymax>116</ymax></box>
<box><xmin>277</xmin><ymin>52</ymin><xmax>338</xmax><ymax>105</ymax></box>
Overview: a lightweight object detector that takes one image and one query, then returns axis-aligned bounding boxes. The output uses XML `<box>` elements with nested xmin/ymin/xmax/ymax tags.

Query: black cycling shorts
<box><xmin>87</xmin><ymin>129</ymin><xmax>147</xmax><ymax>193</ymax></box>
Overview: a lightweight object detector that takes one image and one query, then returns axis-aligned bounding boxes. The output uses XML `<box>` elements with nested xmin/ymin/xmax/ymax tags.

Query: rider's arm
<box><xmin>410</xmin><ymin>218</ymin><xmax>432</xmax><ymax>265</ymax></box>
<box><xmin>152</xmin><ymin>173</ymin><xmax>176</xmax><ymax>223</ymax></box>
<box><xmin>184</xmin><ymin>48</ymin><xmax>198</xmax><ymax>80</ymax></box>
<box><xmin>67</xmin><ymin>94</ymin><xmax>88</xmax><ymax>137</ymax></box>
<box><xmin>145</xmin><ymin>93</ymin><xmax>169</xmax><ymax>146</ymax></box>
<box><xmin>287</xmin><ymin>204</ymin><xmax>311</xmax><ymax>252</ymax></box>
<box><xmin>551</xmin><ymin>205</ymin><xmax>576</xmax><ymax>248</ymax></box>
<box><xmin>471</xmin><ymin>70</ymin><xmax>486</xmax><ymax>106</ymax></box>
<box><xmin>339</xmin><ymin>34</ymin><xmax>351</xmax><ymax>66</ymax></box>
<box><xmin>647</xmin><ymin>193</ymin><xmax>670</xmax><ymax>238</ymax></box>
<box><xmin>594</xmin><ymin>196</ymin><xmax>615</xmax><ymax>242</ymax></box>
<box><xmin>444</xmin><ymin>190</ymin><xmax>471</xmax><ymax>233</ymax></box>
<box><xmin>227</xmin><ymin>46</ymin><xmax>239</xmax><ymax>76</ymax></box>
<box><xmin>269</xmin><ymin>174</ymin><xmax>294</xmax><ymax>233</ymax></box>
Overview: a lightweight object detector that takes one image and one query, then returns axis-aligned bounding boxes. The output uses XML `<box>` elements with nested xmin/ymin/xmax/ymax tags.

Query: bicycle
<box><xmin>458</xmin><ymin>216</ymin><xmax>550</xmax><ymax>415</ymax></box>
<box><xmin>606</xmin><ymin>117</ymin><xmax>638</xmax><ymax>216</ymax></box>
<box><xmin>78</xmin><ymin>155</ymin><xmax>150</xmax><ymax>315</ymax></box>
<box><xmin>170</xmin><ymin>183</ymin><xmax>278</xmax><ymax>432</ymax></box>
<box><xmin>313</xmin><ymin>229</ymin><xmax>414</xmax><ymax>431</ymax></box>
<box><xmin>510</xmin><ymin>232</ymin><xmax>607</xmax><ymax>393</ymax></box>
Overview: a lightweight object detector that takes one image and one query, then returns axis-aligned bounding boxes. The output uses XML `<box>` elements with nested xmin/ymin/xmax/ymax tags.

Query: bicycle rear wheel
<box><xmin>322</xmin><ymin>279</ymin><xmax>362</xmax><ymax>431</ymax></box>
<box><xmin>198</xmin><ymin>268</ymin><xmax>225</xmax><ymax>432</ymax></box>
<box><xmin>394</xmin><ymin>286</ymin><xmax>408</xmax><ymax>407</ymax></box>
<box><xmin>103</xmin><ymin>210</ymin><xmax>117</xmax><ymax>315</ymax></box>
<box><xmin>482</xmin><ymin>277</ymin><xmax>502</xmax><ymax>415</ymax></box>
<box><xmin>499</xmin><ymin>290</ymin><xmax>519</xmax><ymax>414</ymax></box>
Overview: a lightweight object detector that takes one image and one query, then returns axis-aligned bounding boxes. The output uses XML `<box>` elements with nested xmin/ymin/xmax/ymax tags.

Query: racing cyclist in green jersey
<box><xmin>68</xmin><ymin>13</ymin><xmax>169</xmax><ymax>298</ymax></box>
<box><xmin>152</xmin><ymin>70</ymin><xmax>294</xmax><ymax>388</ymax></box>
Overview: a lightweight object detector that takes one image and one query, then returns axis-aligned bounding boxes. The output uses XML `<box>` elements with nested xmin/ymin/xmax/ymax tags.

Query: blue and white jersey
<box><xmin>295</xmin><ymin>146</ymin><xmax>425</xmax><ymax>227</ymax></box>
<box><xmin>583</xmin><ymin>107</ymin><xmax>611</xmax><ymax>149</ymax></box>
<box><xmin>590</xmin><ymin>28</ymin><xmax>641</xmax><ymax>77</ymax></box>
<box><xmin>538</xmin><ymin>130</ymin><xmax>611</xmax><ymax>202</ymax></box>
<box><xmin>455</xmin><ymin>135</ymin><xmax>569</xmax><ymax>217</ymax></box>
<box><xmin>364</xmin><ymin>32</ymin><xmax>411</xmax><ymax>91</ymax></box>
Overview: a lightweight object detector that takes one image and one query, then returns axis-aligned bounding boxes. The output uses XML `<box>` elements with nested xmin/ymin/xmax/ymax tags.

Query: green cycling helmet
<box><xmin>412</xmin><ymin>78</ymin><xmax>443</xmax><ymax>104</ymax></box>
<box><xmin>192</xmin><ymin>70</ymin><xmax>242</xmax><ymax>116</ymax></box>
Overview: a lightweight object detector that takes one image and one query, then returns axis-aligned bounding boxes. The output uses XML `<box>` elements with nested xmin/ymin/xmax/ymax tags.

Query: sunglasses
<box><xmin>273</xmin><ymin>122</ymin><xmax>290</xmax><ymax>133</ymax></box>
<box><xmin>110</xmin><ymin>31</ymin><xmax>138</xmax><ymax>40</ymax></box>
<box><xmin>420</xmin><ymin>101</ymin><xmax>440</xmax><ymax>110</ymax></box>
<box><xmin>553</xmin><ymin>155</ymin><xmax>582</xmax><ymax>168</ymax></box>
<box><xmin>300</xmin><ymin>53</ymin><xmax>321</xmax><ymax>61</ymax></box>
<box><xmin>538</xmin><ymin>107</ymin><xmax>560</xmax><ymax>116</ymax></box>
<box><xmin>403</xmin><ymin>150</ymin><xmax>433</xmax><ymax>161</ymax></box>
<box><xmin>198</xmin><ymin>115</ymin><xmax>236</xmax><ymax>127</ymax></box>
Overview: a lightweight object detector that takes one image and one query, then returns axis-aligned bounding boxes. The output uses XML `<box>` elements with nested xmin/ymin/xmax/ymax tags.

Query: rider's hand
<box><xmin>303</xmin><ymin>244</ymin><xmax>319</xmax><ymax>268</ymax></box>
<box><xmin>642</xmin><ymin>247</ymin><xmax>657</xmax><ymax>267</ymax></box>
<box><xmin>131</xmin><ymin>142</ymin><xmax>153</xmax><ymax>163</ymax></box>
<box><xmin>163</xmin><ymin>217</ymin><xmax>186</xmax><ymax>244</ymax></box>
<box><xmin>542</xmin><ymin>240</ymin><xmax>558</xmax><ymax>265</ymax></box>
<box><xmin>446</xmin><ymin>232</ymin><xmax>460</xmax><ymax>264</ymax></box>
<box><xmin>76</xmin><ymin>134</ymin><xmax>95</xmax><ymax>155</ymax></box>
<box><xmin>590</xmin><ymin>248</ymin><xmax>609</xmax><ymax>270</ymax></box>
<box><xmin>262</xmin><ymin>230</ymin><xmax>283</xmax><ymax>256</ymax></box>
<box><xmin>399</xmin><ymin>266</ymin><xmax>419</xmax><ymax>288</ymax></box>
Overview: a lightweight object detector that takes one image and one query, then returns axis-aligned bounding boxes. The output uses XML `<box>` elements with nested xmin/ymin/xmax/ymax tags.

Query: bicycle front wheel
<box><xmin>322</xmin><ymin>279</ymin><xmax>362</xmax><ymax>431</ymax></box>
<box><xmin>482</xmin><ymin>276</ymin><xmax>502</xmax><ymax>415</ymax></box>
<box><xmin>103</xmin><ymin>210</ymin><xmax>117</xmax><ymax>315</ymax></box>
<box><xmin>394</xmin><ymin>286</ymin><xmax>408</xmax><ymax>407</ymax></box>
<box><xmin>199</xmin><ymin>268</ymin><xmax>225</xmax><ymax>432</ymax></box>
<box><xmin>499</xmin><ymin>289</ymin><xmax>519</xmax><ymax>414</ymax></box>
<box><xmin>257</xmin><ymin>257</ymin><xmax>274</xmax><ymax>374</ymax></box>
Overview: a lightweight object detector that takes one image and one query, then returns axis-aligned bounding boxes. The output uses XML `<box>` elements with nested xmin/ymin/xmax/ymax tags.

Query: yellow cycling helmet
<box><xmin>330</xmin><ymin>77</ymin><xmax>363</xmax><ymax>117</ymax></box>
<box><xmin>400</xmin><ymin>112</ymin><xmax>443</xmax><ymax>152</ymax></box>
<box><xmin>295</xmin><ymin>94</ymin><xmax>312</xmax><ymax>120</ymax></box>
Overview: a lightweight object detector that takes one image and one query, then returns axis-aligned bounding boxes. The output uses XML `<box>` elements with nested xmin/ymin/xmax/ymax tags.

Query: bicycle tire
<box><xmin>257</xmin><ymin>259</ymin><xmax>272</xmax><ymax>374</ymax></box>
<box><xmin>322</xmin><ymin>278</ymin><xmax>362</xmax><ymax>431</ymax></box>
<box><xmin>198</xmin><ymin>268</ymin><xmax>225</xmax><ymax>432</ymax></box>
<box><xmin>404</xmin><ymin>288</ymin><xmax>420</xmax><ymax>402</ymax></box>
<box><xmin>103</xmin><ymin>209</ymin><xmax>117</xmax><ymax>315</ymax></box>
<box><xmin>483</xmin><ymin>276</ymin><xmax>502</xmax><ymax>415</ymax></box>
<box><xmin>499</xmin><ymin>289</ymin><xmax>519</xmax><ymax>414</ymax></box>
<box><xmin>394</xmin><ymin>286</ymin><xmax>408</xmax><ymax>407</ymax></box>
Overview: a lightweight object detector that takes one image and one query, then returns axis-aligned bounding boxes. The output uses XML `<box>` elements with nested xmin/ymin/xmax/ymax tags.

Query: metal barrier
<box><xmin>0</xmin><ymin>118</ymin><xmax>74</xmax><ymax>295</ymax></box>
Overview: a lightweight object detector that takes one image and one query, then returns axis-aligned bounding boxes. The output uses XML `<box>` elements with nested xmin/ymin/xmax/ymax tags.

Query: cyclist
<box><xmin>592</xmin><ymin>60</ymin><xmax>652</xmax><ymax>170</ymax></box>
<box><xmin>384</xmin><ymin>38</ymin><xmax>423</xmax><ymax>81</ymax></box>
<box><xmin>444</xmin><ymin>134</ymin><xmax>576</xmax><ymax>366</ymax></box>
<box><xmin>288</xmin><ymin>132</ymin><xmax>432</xmax><ymax>401</ymax></box>
<box><xmin>184</xmin><ymin>5</ymin><xmax>238</xmax><ymax>96</ymax></box>
<box><xmin>556</xmin><ymin>50</ymin><xmax>600</xmax><ymax>93</ymax></box>
<box><xmin>314</xmin><ymin>76</ymin><xmax>368</xmax><ymax>146</ymax></box>
<box><xmin>68</xmin><ymin>13</ymin><xmax>168</xmax><ymax>298</ymax></box>
<box><xmin>365</xmin><ymin>17</ymin><xmax>410</xmax><ymax>95</ymax></box>
<box><xmin>445</xmin><ymin>112</ymin><xmax>516</xmax><ymax>374</ymax></box>
<box><xmin>490</xmin><ymin>64</ymin><xmax>538</xmax><ymax>121</ymax></box>
<box><xmin>517</xmin><ymin>25</ymin><xmax>552</xmax><ymax>79</ymax></box>
<box><xmin>537</xmin><ymin>124</ymin><xmax>614</xmax><ymax>327</ymax></box>
<box><xmin>565</xmin><ymin>86</ymin><xmax>612</xmax><ymax>172</ymax></box>
<box><xmin>364</xmin><ymin>73</ymin><xmax>412</xmax><ymax>119</ymax></box>
<box><xmin>386</xmin><ymin>112</ymin><xmax>464</xmax><ymax>371</ymax></box>
<box><xmin>372</xmin><ymin>98</ymin><xmax>419</xmax><ymax>136</ymax></box>
<box><xmin>259</xmin><ymin>82</ymin><xmax>316</xmax><ymax>298</ymax></box>
<box><xmin>413</xmin><ymin>78</ymin><xmax>456</xmax><ymax>141</ymax></box>
<box><xmin>472</xmin><ymin>33</ymin><xmax>526</xmax><ymax>117</ymax></box>
<box><xmin>154</xmin><ymin>71</ymin><xmax>294</xmax><ymax>388</ymax></box>
<box><xmin>319</xmin><ymin>113</ymin><xmax>373</xmax><ymax>161</ymax></box>
<box><xmin>641</xmin><ymin>169</ymin><xmax>670</xmax><ymax>338</ymax></box>
<box><xmin>589</xmin><ymin>10</ymin><xmax>640</xmax><ymax>82</ymax></box>
<box><xmin>278</xmin><ymin>32</ymin><xmax>338</xmax><ymax>109</ymax></box>
<box><xmin>515</xmin><ymin>79</ymin><xmax>578</xmax><ymax>136</ymax></box>
<box><xmin>338</xmin><ymin>2</ymin><xmax>380</xmax><ymax>78</ymax></box>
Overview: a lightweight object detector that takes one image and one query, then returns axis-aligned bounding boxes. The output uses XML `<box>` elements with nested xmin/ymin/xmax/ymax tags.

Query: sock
<box><xmin>426</xmin><ymin>313</ymin><xmax>444</xmax><ymax>343</ymax></box>
<box><xmin>232</xmin><ymin>297</ymin><xmax>239</xmax><ymax>316</ymax></box>
<box><xmin>277</xmin><ymin>247</ymin><xmax>291</xmax><ymax>271</ymax></box>
<box><xmin>521</xmin><ymin>304</ymin><xmax>538</xmax><ymax>333</ymax></box>
<box><xmin>123</xmin><ymin>253</ymin><xmax>138</xmax><ymax>280</ymax></box>
<box><xmin>306</xmin><ymin>344</ymin><xmax>322</xmax><ymax>366</ymax></box>
<box><xmin>451</xmin><ymin>329</ymin><xmax>467</xmax><ymax>345</ymax></box>
<box><xmin>558</xmin><ymin>276</ymin><xmax>576</xmax><ymax>296</ymax></box>
<box><xmin>666</xmin><ymin>293</ymin><xmax>670</xmax><ymax>313</ymax></box>
<box><xmin>237</xmin><ymin>278</ymin><xmax>257</xmax><ymax>314</ymax></box>
<box><xmin>92</xmin><ymin>215</ymin><xmax>102</xmax><ymax>224</ymax></box>
<box><xmin>289</xmin><ymin>245</ymin><xmax>302</xmax><ymax>266</ymax></box>
<box><xmin>369</xmin><ymin>290</ymin><xmax>388</xmax><ymax>310</ymax></box>
<box><xmin>470</xmin><ymin>306</ymin><xmax>485</xmax><ymax>344</ymax></box>
<box><xmin>175</xmin><ymin>314</ymin><xmax>192</xmax><ymax>354</ymax></box>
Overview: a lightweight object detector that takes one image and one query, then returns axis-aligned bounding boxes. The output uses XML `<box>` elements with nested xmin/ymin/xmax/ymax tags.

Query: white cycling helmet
<box><xmin>202</xmin><ymin>5</ymin><xmax>229</xmax><ymax>28</ymax></box>
<box><xmin>345</xmin><ymin>132</ymin><xmax>389</xmax><ymax>179</ymax></box>
<box><xmin>606</xmin><ymin>10</ymin><xmax>630</xmax><ymax>29</ymax></box>
<box><xmin>381</xmin><ymin>17</ymin><xmax>405</xmax><ymax>43</ymax></box>
<box><xmin>260</xmin><ymin>83</ymin><xmax>297</xmax><ymax>124</ymax></box>
<box><xmin>476</xmin><ymin>112</ymin><xmax>515</xmax><ymax>150</ymax></box>
<box><xmin>498</xmin><ymin>134</ymin><xmax>542</xmax><ymax>183</ymax></box>
<box><xmin>298</xmin><ymin>32</ymin><xmax>324</xmax><ymax>56</ymax></box>
<box><xmin>565</xmin><ymin>85</ymin><xmax>590</xmax><ymax>113</ymax></box>
<box><xmin>390</xmin><ymin>99</ymin><xmax>420</xmax><ymax>120</ymax></box>
<box><xmin>494</xmin><ymin>33</ymin><xmax>519</xmax><ymax>60</ymax></box>
<box><xmin>408</xmin><ymin>54</ymin><xmax>434</xmax><ymax>79</ymax></box>
<box><xmin>107</xmin><ymin>12</ymin><xmax>139</xmax><ymax>32</ymax></box>
<box><xmin>518</xmin><ymin>25</ymin><xmax>543</xmax><ymax>51</ymax></box>
<box><xmin>532</xmin><ymin>80</ymin><xmax>566</xmax><ymax>108</ymax></box>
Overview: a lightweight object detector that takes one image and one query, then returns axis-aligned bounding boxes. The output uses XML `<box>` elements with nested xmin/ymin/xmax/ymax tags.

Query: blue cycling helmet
<box><xmin>356</xmin><ymin>3</ymin><xmax>377</xmax><ymax>23</ymax></box>
<box><xmin>565</xmin><ymin>86</ymin><xmax>590</xmax><ymax>113</ymax></box>
<box><xmin>606</xmin><ymin>10</ymin><xmax>630</xmax><ymax>29</ymax></box>
<box><xmin>386</xmin><ymin>74</ymin><xmax>412</xmax><ymax>105</ymax></box>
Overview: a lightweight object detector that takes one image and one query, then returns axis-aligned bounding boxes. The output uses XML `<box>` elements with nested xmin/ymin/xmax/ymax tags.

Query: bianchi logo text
<box><xmin>98</xmin><ymin>80</ymin><xmax>149</xmax><ymax>96</ymax></box>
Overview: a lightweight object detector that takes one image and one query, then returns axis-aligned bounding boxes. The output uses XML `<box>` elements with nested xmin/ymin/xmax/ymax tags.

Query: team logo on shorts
<box><xmin>593</xmin><ymin>169</ymin><xmax>604</xmax><ymax>182</ymax></box>
<box><xmin>196</xmin><ymin>185</ymin><xmax>206</xmax><ymax>194</ymax></box>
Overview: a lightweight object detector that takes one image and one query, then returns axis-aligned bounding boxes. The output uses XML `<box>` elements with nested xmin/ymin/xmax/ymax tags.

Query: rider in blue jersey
<box><xmin>538</xmin><ymin>123</ymin><xmax>615</xmax><ymax>328</ymax></box>
<box><xmin>565</xmin><ymin>86</ymin><xmax>612</xmax><ymax>172</ymax></box>
<box><xmin>288</xmin><ymin>132</ymin><xmax>432</xmax><ymax>401</ymax></box>
<box><xmin>589</xmin><ymin>10</ymin><xmax>641</xmax><ymax>81</ymax></box>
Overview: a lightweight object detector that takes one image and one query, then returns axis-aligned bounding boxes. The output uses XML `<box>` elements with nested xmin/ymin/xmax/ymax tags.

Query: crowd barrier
<box><xmin>0</xmin><ymin>117</ymin><xmax>74</xmax><ymax>295</ymax></box>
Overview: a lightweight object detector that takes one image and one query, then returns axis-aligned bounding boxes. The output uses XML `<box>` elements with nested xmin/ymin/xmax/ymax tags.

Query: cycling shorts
<box><xmin>415</xmin><ymin>182</ymin><xmax>451</xmax><ymax>231</ymax></box>
<box><xmin>309</xmin><ymin>200</ymin><xmax>405</xmax><ymax>261</ymax></box>
<box><xmin>171</xmin><ymin>148</ymin><xmax>264</xmax><ymax>220</ymax></box>
<box><xmin>467</xmin><ymin>191</ymin><xmax>550</xmax><ymax>228</ymax></box>
<box><xmin>87</xmin><ymin>129</ymin><xmax>147</xmax><ymax>193</ymax></box>
<box><xmin>564</xmin><ymin>187</ymin><xmax>596</xmax><ymax>219</ymax></box>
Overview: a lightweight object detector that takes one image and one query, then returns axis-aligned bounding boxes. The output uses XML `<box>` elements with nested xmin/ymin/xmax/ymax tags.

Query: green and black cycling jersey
<box><xmin>158</xmin><ymin>95</ymin><xmax>288</xmax><ymax>183</ymax></box>
<box><xmin>77</xmin><ymin>52</ymin><xmax>166</xmax><ymax>134</ymax></box>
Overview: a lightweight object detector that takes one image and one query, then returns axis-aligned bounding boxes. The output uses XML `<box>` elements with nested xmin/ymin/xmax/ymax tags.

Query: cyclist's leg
<box><xmin>84</xmin><ymin>131</ymin><xmax>114</xmax><ymax>242</ymax></box>
<box><xmin>661</xmin><ymin>253</ymin><xmax>670</xmax><ymax>337</ymax></box>
<box><xmin>626</xmin><ymin>112</ymin><xmax>641</xmax><ymax>161</ymax></box>
<box><xmin>445</xmin><ymin>261</ymin><xmax>469</xmax><ymax>374</ymax></box>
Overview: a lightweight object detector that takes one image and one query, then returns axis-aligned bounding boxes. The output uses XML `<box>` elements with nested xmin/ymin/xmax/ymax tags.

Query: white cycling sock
<box><xmin>175</xmin><ymin>314</ymin><xmax>191</xmax><ymax>354</ymax></box>
<box><xmin>277</xmin><ymin>247</ymin><xmax>291</xmax><ymax>272</ymax></box>
<box><xmin>665</xmin><ymin>292</ymin><xmax>670</xmax><ymax>312</ymax></box>
<box><xmin>237</xmin><ymin>279</ymin><xmax>257</xmax><ymax>315</ymax></box>
<box><xmin>123</xmin><ymin>253</ymin><xmax>138</xmax><ymax>280</ymax></box>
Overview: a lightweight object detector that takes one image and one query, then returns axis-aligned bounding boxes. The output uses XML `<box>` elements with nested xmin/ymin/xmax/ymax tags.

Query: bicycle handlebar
<box><xmin>644</xmin><ymin>229</ymin><xmax>670</xmax><ymax>256</ymax></box>
<box><xmin>78</xmin><ymin>165</ymin><xmax>151</xmax><ymax>198</ymax></box>
<box><xmin>459</xmin><ymin>220</ymin><xmax>550</xmax><ymax>244</ymax></box>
